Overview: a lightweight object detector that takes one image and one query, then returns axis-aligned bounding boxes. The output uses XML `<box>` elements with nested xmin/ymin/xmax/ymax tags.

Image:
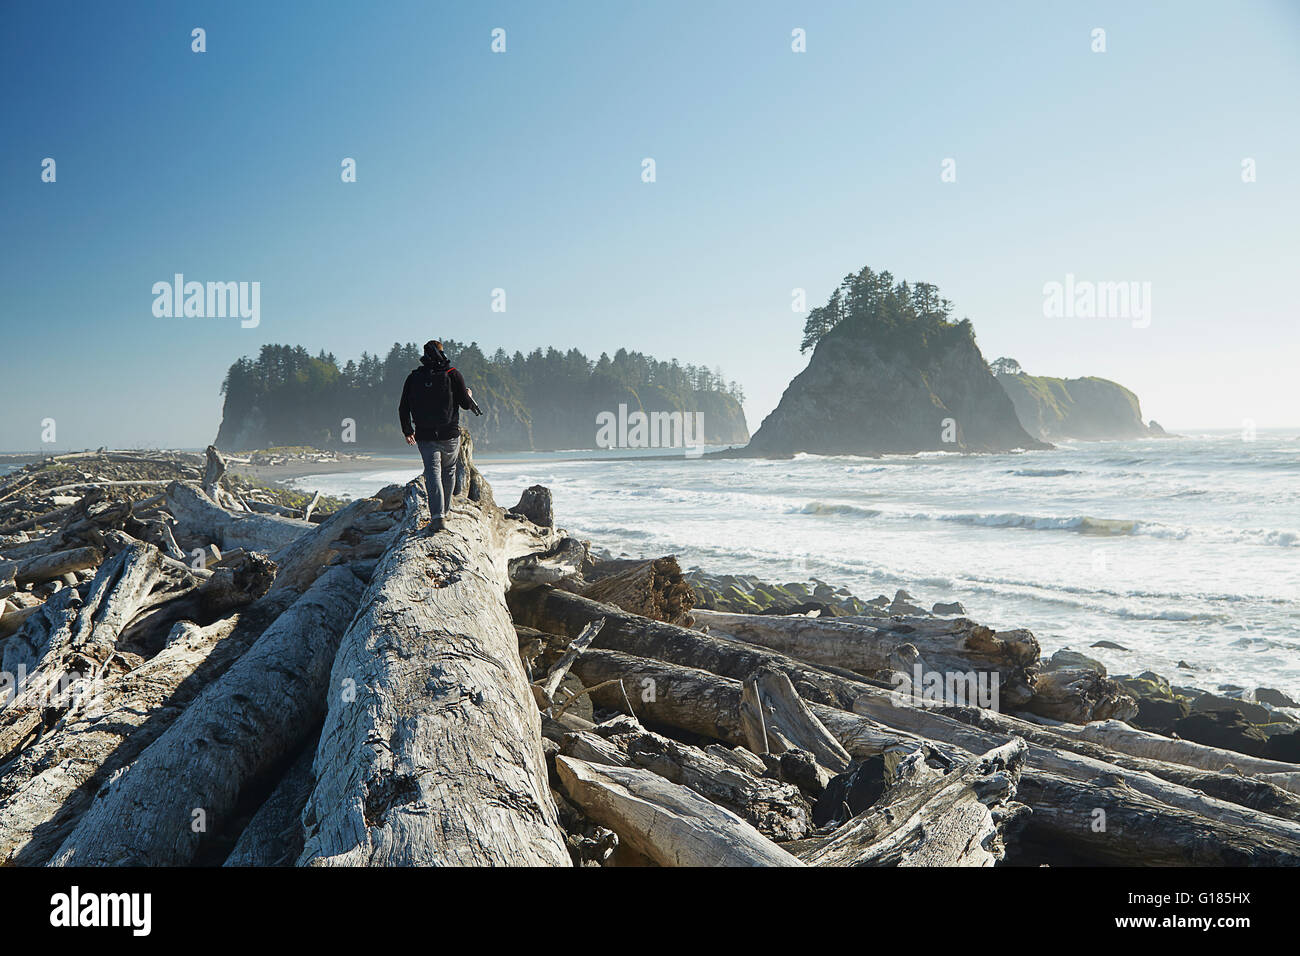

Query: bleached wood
<box><xmin>49</xmin><ymin>566</ymin><xmax>366</xmax><ymax>866</ymax></box>
<box><xmin>739</xmin><ymin>666</ymin><xmax>851</xmax><ymax>771</ymax></box>
<box><xmin>694</xmin><ymin>608</ymin><xmax>1039</xmax><ymax>708</ymax></box>
<box><xmin>1033</xmin><ymin>717</ymin><xmax>1300</xmax><ymax>787</ymax></box>
<box><xmin>298</xmin><ymin>472</ymin><xmax>570</xmax><ymax>866</ymax></box>
<box><xmin>804</xmin><ymin>740</ymin><xmax>1027</xmax><ymax>867</ymax></box>
<box><xmin>166</xmin><ymin>481</ymin><xmax>312</xmax><ymax>553</ymax></box>
<box><xmin>555</xmin><ymin>755</ymin><xmax>803</xmax><ymax>867</ymax></box>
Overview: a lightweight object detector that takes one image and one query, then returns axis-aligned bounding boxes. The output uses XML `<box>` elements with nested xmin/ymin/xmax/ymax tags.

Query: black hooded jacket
<box><xmin>399</xmin><ymin>352</ymin><xmax>474</xmax><ymax>442</ymax></box>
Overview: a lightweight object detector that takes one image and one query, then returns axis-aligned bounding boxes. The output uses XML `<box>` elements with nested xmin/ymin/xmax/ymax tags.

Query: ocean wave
<box><xmin>930</xmin><ymin>511</ymin><xmax>1141</xmax><ymax>536</ymax></box>
<box><xmin>1006</xmin><ymin>468</ymin><xmax>1080</xmax><ymax>478</ymax></box>
<box><xmin>797</xmin><ymin>501</ymin><xmax>882</xmax><ymax>518</ymax></box>
<box><xmin>890</xmin><ymin>509</ymin><xmax>1300</xmax><ymax>547</ymax></box>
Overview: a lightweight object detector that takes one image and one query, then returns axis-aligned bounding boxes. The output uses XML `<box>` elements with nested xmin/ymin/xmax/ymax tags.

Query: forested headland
<box><xmin>215</xmin><ymin>341</ymin><xmax>750</xmax><ymax>451</ymax></box>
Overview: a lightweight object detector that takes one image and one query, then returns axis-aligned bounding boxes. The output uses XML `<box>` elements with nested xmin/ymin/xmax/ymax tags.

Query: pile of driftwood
<box><xmin>3</xmin><ymin>437</ymin><xmax>1300</xmax><ymax>866</ymax></box>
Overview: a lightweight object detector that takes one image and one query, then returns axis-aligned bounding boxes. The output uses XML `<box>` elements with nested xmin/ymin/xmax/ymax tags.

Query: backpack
<box><xmin>413</xmin><ymin>365</ymin><xmax>456</xmax><ymax>429</ymax></box>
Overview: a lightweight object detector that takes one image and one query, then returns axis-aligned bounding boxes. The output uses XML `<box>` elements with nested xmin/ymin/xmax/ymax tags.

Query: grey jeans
<box><xmin>417</xmin><ymin>435</ymin><xmax>460</xmax><ymax>518</ymax></box>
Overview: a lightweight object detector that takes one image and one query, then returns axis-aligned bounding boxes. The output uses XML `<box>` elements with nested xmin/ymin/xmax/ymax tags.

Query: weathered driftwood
<box><xmin>560</xmin><ymin>724</ymin><xmax>812</xmax><ymax>842</ymax></box>
<box><xmin>166</xmin><ymin>481</ymin><xmax>312</xmax><ymax>553</ymax></box>
<box><xmin>115</xmin><ymin>549</ymin><xmax>276</xmax><ymax>654</ymax></box>
<box><xmin>582</xmin><ymin>556</ymin><xmax>696</xmax><ymax>626</ymax></box>
<box><xmin>944</xmin><ymin>706</ymin><xmax>1300</xmax><ymax>824</ymax></box>
<box><xmin>509</xmin><ymin>585</ymin><xmax>871</xmax><ymax>713</ymax></box>
<box><xmin>264</xmin><ymin>491</ymin><xmax>394</xmax><ymax>596</ymax></box>
<box><xmin>538</xmin><ymin>617</ymin><xmax>605</xmax><ymax>705</ymax></box>
<box><xmin>1024</xmin><ymin>716</ymin><xmax>1300</xmax><ymax>788</ymax></box>
<box><xmin>0</xmin><ymin>542</ymin><xmax>192</xmax><ymax>762</ymax></box>
<box><xmin>0</xmin><ymin>546</ymin><xmax>102</xmax><ymax>590</ymax></box>
<box><xmin>49</xmin><ymin>566</ymin><xmax>366</xmax><ymax>866</ymax></box>
<box><xmin>0</xmin><ymin>613</ymin><xmax>258</xmax><ymax>865</ymax></box>
<box><xmin>298</xmin><ymin>473</ymin><xmax>570</xmax><ymax>866</ymax></box>
<box><xmin>0</xmin><ymin>601</ymin><xmax>42</xmax><ymax>638</ymax></box>
<box><xmin>555</xmin><ymin>755</ymin><xmax>803</xmax><ymax>866</ymax></box>
<box><xmin>1016</xmin><ymin>769</ymin><xmax>1300</xmax><ymax>866</ymax></box>
<box><xmin>802</xmin><ymin>740</ymin><xmax>1028</xmax><ymax>866</ymax></box>
<box><xmin>1017</xmin><ymin>667</ymin><xmax>1137</xmax><ymax>723</ymax></box>
<box><xmin>740</xmin><ymin>667</ymin><xmax>851</xmax><ymax>772</ymax></box>
<box><xmin>508</xmin><ymin>536</ymin><xmax>587</xmax><ymax>586</ymax></box>
<box><xmin>569</xmin><ymin>648</ymin><xmax>923</xmax><ymax>760</ymax></box>
<box><xmin>223</xmin><ymin>735</ymin><xmax>319</xmax><ymax>867</ymax></box>
<box><xmin>850</xmin><ymin>690</ymin><xmax>1300</xmax><ymax>854</ymax></box>
<box><xmin>694</xmin><ymin>608</ymin><xmax>1038</xmax><ymax>709</ymax></box>
<box><xmin>201</xmin><ymin>444</ymin><xmax>228</xmax><ymax>498</ymax></box>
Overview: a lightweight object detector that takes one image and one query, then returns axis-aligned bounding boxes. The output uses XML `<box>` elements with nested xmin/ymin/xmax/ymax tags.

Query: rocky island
<box><xmin>216</xmin><ymin>342</ymin><xmax>749</xmax><ymax>453</ymax></box>
<box><xmin>744</xmin><ymin>267</ymin><xmax>1049</xmax><ymax>456</ymax></box>
<box><xmin>992</xmin><ymin>358</ymin><xmax>1166</xmax><ymax>442</ymax></box>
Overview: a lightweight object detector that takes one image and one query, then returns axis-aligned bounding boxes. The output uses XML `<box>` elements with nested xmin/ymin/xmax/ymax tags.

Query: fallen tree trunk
<box><xmin>1016</xmin><ymin>770</ymin><xmax>1300</xmax><ymax>866</ymax></box>
<box><xmin>0</xmin><ymin>492</ymin><xmax>402</xmax><ymax>865</ymax></box>
<box><xmin>509</xmin><ymin>585</ymin><xmax>874</xmax><ymax>713</ymax></box>
<box><xmin>0</xmin><ymin>546</ymin><xmax>103</xmax><ymax>589</ymax></box>
<box><xmin>694</xmin><ymin>608</ymin><xmax>1038</xmax><ymax>709</ymax></box>
<box><xmin>298</xmin><ymin>473</ymin><xmax>570</xmax><ymax>866</ymax></box>
<box><xmin>166</xmin><ymin>481</ymin><xmax>312</xmax><ymax>553</ymax></box>
<box><xmin>555</xmin><ymin>755</ymin><xmax>803</xmax><ymax>866</ymax></box>
<box><xmin>802</xmin><ymin>740</ymin><xmax>1028</xmax><ymax>867</ymax></box>
<box><xmin>560</xmin><ymin>725</ymin><xmax>812</xmax><ymax>842</ymax></box>
<box><xmin>0</xmin><ymin>542</ymin><xmax>191</xmax><ymax>762</ymax></box>
<box><xmin>1024</xmin><ymin>716</ymin><xmax>1300</xmax><ymax>787</ymax></box>
<box><xmin>945</xmin><ymin>706</ymin><xmax>1300</xmax><ymax>824</ymax></box>
<box><xmin>49</xmin><ymin>565</ymin><xmax>366</xmax><ymax>866</ymax></box>
<box><xmin>0</xmin><ymin>612</ymin><xmax>262</xmax><ymax>865</ymax></box>
<box><xmin>582</xmin><ymin>556</ymin><xmax>695</xmax><ymax>626</ymax></box>
<box><xmin>568</xmin><ymin>649</ymin><xmax>923</xmax><ymax>760</ymax></box>
<box><xmin>850</xmin><ymin>691</ymin><xmax>1300</xmax><ymax>854</ymax></box>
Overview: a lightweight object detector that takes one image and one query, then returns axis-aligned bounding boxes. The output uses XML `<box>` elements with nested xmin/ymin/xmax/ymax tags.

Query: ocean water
<box><xmin>287</xmin><ymin>431</ymin><xmax>1300</xmax><ymax>698</ymax></box>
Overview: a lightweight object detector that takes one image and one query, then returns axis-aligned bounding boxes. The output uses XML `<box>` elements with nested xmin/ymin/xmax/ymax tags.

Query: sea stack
<box><xmin>744</xmin><ymin>268</ymin><xmax>1049</xmax><ymax>456</ymax></box>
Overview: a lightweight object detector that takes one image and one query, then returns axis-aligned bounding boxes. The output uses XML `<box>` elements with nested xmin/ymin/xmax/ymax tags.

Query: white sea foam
<box><xmin>288</xmin><ymin>432</ymin><xmax>1300</xmax><ymax>697</ymax></box>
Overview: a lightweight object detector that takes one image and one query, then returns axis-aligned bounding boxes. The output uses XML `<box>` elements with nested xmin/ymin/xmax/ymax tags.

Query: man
<box><xmin>398</xmin><ymin>340</ymin><xmax>482</xmax><ymax>532</ymax></box>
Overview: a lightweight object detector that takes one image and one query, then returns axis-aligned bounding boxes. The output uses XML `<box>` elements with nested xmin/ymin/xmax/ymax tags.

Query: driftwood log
<box><xmin>801</xmin><ymin>740</ymin><xmax>1028</xmax><ymax>866</ymax></box>
<box><xmin>298</xmin><ymin>469</ymin><xmax>571</xmax><ymax>866</ymax></box>
<box><xmin>166</xmin><ymin>481</ymin><xmax>312</xmax><ymax>553</ymax></box>
<box><xmin>559</xmin><ymin>724</ymin><xmax>812</xmax><ymax>842</ymax></box>
<box><xmin>582</xmin><ymin>556</ymin><xmax>695</xmax><ymax>626</ymax></box>
<box><xmin>555</xmin><ymin>755</ymin><xmax>803</xmax><ymax>866</ymax></box>
<box><xmin>694</xmin><ymin>608</ymin><xmax>1039</xmax><ymax>709</ymax></box>
<box><xmin>49</xmin><ymin>565</ymin><xmax>367</xmax><ymax>866</ymax></box>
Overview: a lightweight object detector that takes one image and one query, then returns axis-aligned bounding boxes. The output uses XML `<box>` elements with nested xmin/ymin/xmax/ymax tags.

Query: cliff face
<box><xmin>745</xmin><ymin>319</ymin><xmax>1047</xmax><ymax>457</ymax></box>
<box><xmin>997</xmin><ymin>373</ymin><xmax>1153</xmax><ymax>441</ymax></box>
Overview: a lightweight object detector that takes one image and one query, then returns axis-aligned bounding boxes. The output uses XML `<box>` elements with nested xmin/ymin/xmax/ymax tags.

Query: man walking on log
<box><xmin>399</xmin><ymin>340</ymin><xmax>482</xmax><ymax>533</ymax></box>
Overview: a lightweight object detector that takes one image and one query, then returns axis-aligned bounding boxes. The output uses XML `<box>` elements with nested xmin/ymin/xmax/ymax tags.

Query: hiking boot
<box><xmin>424</xmin><ymin>516</ymin><xmax>446</xmax><ymax>535</ymax></box>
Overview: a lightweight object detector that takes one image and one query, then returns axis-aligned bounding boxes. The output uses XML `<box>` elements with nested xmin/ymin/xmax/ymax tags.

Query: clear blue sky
<box><xmin>2</xmin><ymin>0</ymin><xmax>1298</xmax><ymax>450</ymax></box>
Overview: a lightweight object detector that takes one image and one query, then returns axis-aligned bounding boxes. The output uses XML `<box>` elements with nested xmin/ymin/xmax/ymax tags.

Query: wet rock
<box><xmin>1091</xmin><ymin>640</ymin><xmax>1129</xmax><ymax>650</ymax></box>
<box><xmin>932</xmin><ymin>601</ymin><xmax>966</xmax><ymax>615</ymax></box>
<box><xmin>1046</xmin><ymin>648</ymin><xmax>1106</xmax><ymax>675</ymax></box>
<box><xmin>1265</xmin><ymin>729</ymin><xmax>1300</xmax><ymax>763</ymax></box>
<box><xmin>1192</xmin><ymin>693</ymin><xmax>1271</xmax><ymax>725</ymax></box>
<box><xmin>1132</xmin><ymin>696</ymin><xmax>1190</xmax><ymax>736</ymax></box>
<box><xmin>1256</xmin><ymin>687</ymin><xmax>1300</xmax><ymax>709</ymax></box>
<box><xmin>1174</xmin><ymin>710</ymin><xmax>1269</xmax><ymax>758</ymax></box>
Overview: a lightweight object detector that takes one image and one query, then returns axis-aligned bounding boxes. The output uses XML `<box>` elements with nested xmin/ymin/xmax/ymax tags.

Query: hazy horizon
<box><xmin>4</xmin><ymin>0</ymin><xmax>1299</xmax><ymax>449</ymax></box>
